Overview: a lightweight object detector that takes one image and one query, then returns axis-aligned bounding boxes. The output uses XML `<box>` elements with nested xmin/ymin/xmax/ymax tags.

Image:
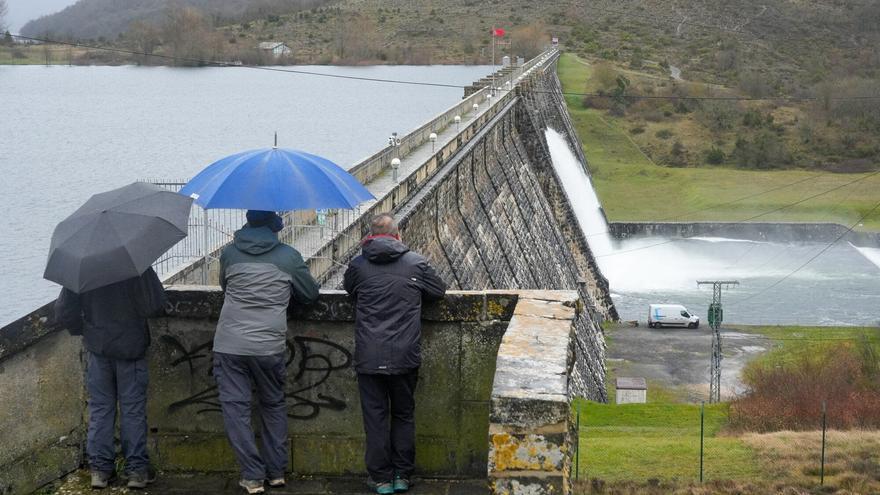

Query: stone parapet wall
<box><xmin>487</xmin><ymin>291</ymin><xmax>581</xmax><ymax>495</ymax></box>
<box><xmin>0</xmin><ymin>289</ymin><xmax>519</xmax><ymax>493</ymax></box>
<box><xmin>0</xmin><ymin>314</ymin><xmax>85</xmax><ymax>495</ymax></box>
<box><xmin>149</xmin><ymin>288</ymin><xmax>517</xmax><ymax>477</ymax></box>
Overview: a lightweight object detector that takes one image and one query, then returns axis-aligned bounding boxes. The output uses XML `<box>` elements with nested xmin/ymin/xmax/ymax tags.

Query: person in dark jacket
<box><xmin>54</xmin><ymin>267</ymin><xmax>166</xmax><ymax>490</ymax></box>
<box><xmin>214</xmin><ymin>210</ymin><xmax>320</xmax><ymax>495</ymax></box>
<box><xmin>343</xmin><ymin>213</ymin><xmax>447</xmax><ymax>494</ymax></box>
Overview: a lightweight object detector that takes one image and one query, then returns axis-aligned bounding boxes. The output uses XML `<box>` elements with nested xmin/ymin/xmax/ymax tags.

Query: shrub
<box><xmin>665</xmin><ymin>140</ymin><xmax>687</xmax><ymax>167</ymax></box>
<box><xmin>696</xmin><ymin>101</ymin><xmax>740</xmax><ymax>132</ymax></box>
<box><xmin>629</xmin><ymin>125</ymin><xmax>646</xmax><ymax>135</ymax></box>
<box><xmin>731</xmin><ymin>132</ymin><xmax>790</xmax><ymax>169</ymax></box>
<box><xmin>742</xmin><ymin>109</ymin><xmax>767</xmax><ymax>128</ymax></box>
<box><xmin>705</xmin><ymin>147</ymin><xmax>725</xmax><ymax>164</ymax></box>
<box><xmin>655</xmin><ymin>129</ymin><xmax>673</xmax><ymax>139</ymax></box>
<box><xmin>729</xmin><ymin>340</ymin><xmax>880</xmax><ymax>432</ymax></box>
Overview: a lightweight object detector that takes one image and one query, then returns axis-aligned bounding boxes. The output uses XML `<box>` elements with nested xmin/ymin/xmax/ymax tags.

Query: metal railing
<box><xmin>144</xmin><ymin>180</ymin><xmax>359</xmax><ymax>284</ymax></box>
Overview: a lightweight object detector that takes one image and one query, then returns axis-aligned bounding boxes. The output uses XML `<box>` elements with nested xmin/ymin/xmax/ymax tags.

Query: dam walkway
<box><xmin>54</xmin><ymin>471</ymin><xmax>486</xmax><ymax>495</ymax></box>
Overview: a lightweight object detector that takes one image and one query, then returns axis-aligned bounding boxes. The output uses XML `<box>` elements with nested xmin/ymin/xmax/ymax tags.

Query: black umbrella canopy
<box><xmin>44</xmin><ymin>182</ymin><xmax>193</xmax><ymax>293</ymax></box>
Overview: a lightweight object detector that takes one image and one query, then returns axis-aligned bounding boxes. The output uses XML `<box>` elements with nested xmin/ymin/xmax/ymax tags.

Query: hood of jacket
<box><xmin>234</xmin><ymin>225</ymin><xmax>280</xmax><ymax>255</ymax></box>
<box><xmin>362</xmin><ymin>236</ymin><xmax>410</xmax><ymax>264</ymax></box>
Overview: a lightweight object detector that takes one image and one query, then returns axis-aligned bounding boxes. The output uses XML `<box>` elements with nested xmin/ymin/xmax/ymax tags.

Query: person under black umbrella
<box><xmin>47</xmin><ymin>182</ymin><xmax>192</xmax><ymax>489</ymax></box>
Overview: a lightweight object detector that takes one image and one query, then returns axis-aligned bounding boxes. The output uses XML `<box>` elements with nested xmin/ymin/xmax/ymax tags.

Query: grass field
<box><xmin>556</xmin><ymin>53</ymin><xmax>880</xmax><ymax>231</ymax></box>
<box><xmin>0</xmin><ymin>44</ymin><xmax>90</xmax><ymax>65</ymax></box>
<box><xmin>574</xmin><ymin>400</ymin><xmax>762</xmax><ymax>483</ymax></box>
<box><xmin>734</xmin><ymin>325</ymin><xmax>880</xmax><ymax>369</ymax></box>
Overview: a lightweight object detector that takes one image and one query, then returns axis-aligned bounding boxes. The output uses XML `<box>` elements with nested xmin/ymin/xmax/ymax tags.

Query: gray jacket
<box><xmin>214</xmin><ymin>225</ymin><xmax>319</xmax><ymax>356</ymax></box>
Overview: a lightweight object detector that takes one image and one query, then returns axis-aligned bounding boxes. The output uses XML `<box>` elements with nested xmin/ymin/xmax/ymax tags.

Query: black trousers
<box><xmin>357</xmin><ymin>369</ymin><xmax>419</xmax><ymax>482</ymax></box>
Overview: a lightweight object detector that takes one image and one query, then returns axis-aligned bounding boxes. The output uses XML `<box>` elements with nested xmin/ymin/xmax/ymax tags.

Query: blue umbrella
<box><xmin>180</xmin><ymin>148</ymin><xmax>374</xmax><ymax>210</ymax></box>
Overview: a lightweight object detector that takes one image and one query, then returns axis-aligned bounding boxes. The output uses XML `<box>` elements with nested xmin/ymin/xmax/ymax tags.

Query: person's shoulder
<box><xmin>347</xmin><ymin>254</ymin><xmax>367</xmax><ymax>268</ymax></box>
<box><xmin>402</xmin><ymin>250</ymin><xmax>427</xmax><ymax>264</ymax></box>
<box><xmin>272</xmin><ymin>244</ymin><xmax>306</xmax><ymax>264</ymax></box>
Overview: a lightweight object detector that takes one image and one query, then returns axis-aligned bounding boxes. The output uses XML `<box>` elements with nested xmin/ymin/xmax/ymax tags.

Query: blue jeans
<box><xmin>213</xmin><ymin>352</ymin><xmax>288</xmax><ymax>481</ymax></box>
<box><xmin>86</xmin><ymin>353</ymin><xmax>149</xmax><ymax>475</ymax></box>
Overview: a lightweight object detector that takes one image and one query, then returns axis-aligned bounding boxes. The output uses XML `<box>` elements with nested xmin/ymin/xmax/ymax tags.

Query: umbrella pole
<box><xmin>202</xmin><ymin>208</ymin><xmax>209</xmax><ymax>285</ymax></box>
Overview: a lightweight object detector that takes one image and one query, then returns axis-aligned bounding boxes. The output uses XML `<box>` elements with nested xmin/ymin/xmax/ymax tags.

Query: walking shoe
<box><xmin>126</xmin><ymin>469</ymin><xmax>156</xmax><ymax>489</ymax></box>
<box><xmin>90</xmin><ymin>471</ymin><xmax>113</xmax><ymax>489</ymax></box>
<box><xmin>393</xmin><ymin>475</ymin><xmax>411</xmax><ymax>493</ymax></box>
<box><xmin>376</xmin><ymin>482</ymin><xmax>395</xmax><ymax>495</ymax></box>
<box><xmin>239</xmin><ymin>479</ymin><xmax>266</xmax><ymax>494</ymax></box>
<box><xmin>267</xmin><ymin>477</ymin><xmax>286</xmax><ymax>488</ymax></box>
<box><xmin>366</xmin><ymin>478</ymin><xmax>395</xmax><ymax>495</ymax></box>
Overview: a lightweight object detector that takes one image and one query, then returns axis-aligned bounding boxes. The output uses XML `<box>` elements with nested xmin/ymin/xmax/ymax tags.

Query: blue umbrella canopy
<box><xmin>180</xmin><ymin>148</ymin><xmax>374</xmax><ymax>210</ymax></box>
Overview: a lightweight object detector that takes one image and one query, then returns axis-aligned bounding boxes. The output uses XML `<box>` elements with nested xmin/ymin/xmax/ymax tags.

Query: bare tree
<box><xmin>162</xmin><ymin>6</ymin><xmax>224</xmax><ymax>65</ymax></box>
<box><xmin>0</xmin><ymin>0</ymin><xmax>8</xmax><ymax>34</ymax></box>
<box><xmin>127</xmin><ymin>21</ymin><xmax>162</xmax><ymax>63</ymax></box>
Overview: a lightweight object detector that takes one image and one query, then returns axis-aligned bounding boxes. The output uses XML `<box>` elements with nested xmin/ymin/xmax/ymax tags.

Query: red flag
<box><xmin>492</xmin><ymin>28</ymin><xmax>506</xmax><ymax>37</ymax></box>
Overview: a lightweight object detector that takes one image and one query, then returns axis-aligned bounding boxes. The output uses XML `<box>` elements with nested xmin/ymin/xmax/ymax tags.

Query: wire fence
<box><xmin>573</xmin><ymin>399</ymin><xmax>880</xmax><ymax>493</ymax></box>
<box><xmin>145</xmin><ymin>180</ymin><xmax>361</xmax><ymax>283</ymax></box>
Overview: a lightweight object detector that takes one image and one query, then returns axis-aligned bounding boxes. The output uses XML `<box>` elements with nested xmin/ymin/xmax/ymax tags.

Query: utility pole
<box><xmin>697</xmin><ymin>280</ymin><xmax>739</xmax><ymax>403</ymax></box>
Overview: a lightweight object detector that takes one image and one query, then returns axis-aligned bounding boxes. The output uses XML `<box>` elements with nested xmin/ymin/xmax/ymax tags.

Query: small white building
<box><xmin>615</xmin><ymin>377</ymin><xmax>647</xmax><ymax>404</ymax></box>
<box><xmin>258</xmin><ymin>42</ymin><xmax>292</xmax><ymax>58</ymax></box>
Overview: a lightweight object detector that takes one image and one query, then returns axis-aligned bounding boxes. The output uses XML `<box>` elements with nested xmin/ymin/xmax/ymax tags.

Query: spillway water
<box><xmin>544</xmin><ymin>127</ymin><xmax>880</xmax><ymax>326</ymax></box>
<box><xmin>544</xmin><ymin>128</ymin><xmax>614</xmax><ymax>257</ymax></box>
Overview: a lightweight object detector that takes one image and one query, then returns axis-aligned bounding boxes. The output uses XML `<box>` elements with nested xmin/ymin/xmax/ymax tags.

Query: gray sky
<box><xmin>6</xmin><ymin>0</ymin><xmax>78</xmax><ymax>33</ymax></box>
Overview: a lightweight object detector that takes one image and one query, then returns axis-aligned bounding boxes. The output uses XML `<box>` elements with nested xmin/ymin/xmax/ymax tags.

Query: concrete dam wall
<box><xmin>610</xmin><ymin>221</ymin><xmax>880</xmax><ymax>246</ymax></box>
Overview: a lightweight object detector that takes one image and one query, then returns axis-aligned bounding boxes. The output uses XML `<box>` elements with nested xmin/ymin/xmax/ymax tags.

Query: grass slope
<box><xmin>574</xmin><ymin>400</ymin><xmax>760</xmax><ymax>482</ymax></box>
<box><xmin>557</xmin><ymin>53</ymin><xmax>880</xmax><ymax>231</ymax></box>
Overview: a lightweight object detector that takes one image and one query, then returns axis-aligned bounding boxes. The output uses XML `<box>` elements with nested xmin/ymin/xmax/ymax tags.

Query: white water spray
<box><xmin>544</xmin><ymin>128</ymin><xmax>614</xmax><ymax>257</ymax></box>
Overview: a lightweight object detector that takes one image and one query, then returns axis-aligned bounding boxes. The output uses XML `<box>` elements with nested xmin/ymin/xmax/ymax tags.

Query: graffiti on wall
<box><xmin>161</xmin><ymin>334</ymin><xmax>352</xmax><ymax>420</ymax></box>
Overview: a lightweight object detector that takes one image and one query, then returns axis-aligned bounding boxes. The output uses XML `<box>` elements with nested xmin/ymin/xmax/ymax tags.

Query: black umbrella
<box><xmin>44</xmin><ymin>182</ymin><xmax>193</xmax><ymax>293</ymax></box>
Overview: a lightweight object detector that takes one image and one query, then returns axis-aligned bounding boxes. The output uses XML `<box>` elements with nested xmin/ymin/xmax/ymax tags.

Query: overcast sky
<box><xmin>6</xmin><ymin>0</ymin><xmax>78</xmax><ymax>33</ymax></box>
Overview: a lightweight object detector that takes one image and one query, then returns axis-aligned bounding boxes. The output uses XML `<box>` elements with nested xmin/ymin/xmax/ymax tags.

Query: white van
<box><xmin>648</xmin><ymin>304</ymin><xmax>700</xmax><ymax>329</ymax></box>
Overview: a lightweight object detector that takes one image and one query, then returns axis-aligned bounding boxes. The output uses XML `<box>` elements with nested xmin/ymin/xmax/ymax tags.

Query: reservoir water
<box><xmin>545</xmin><ymin>128</ymin><xmax>880</xmax><ymax>327</ymax></box>
<box><xmin>0</xmin><ymin>64</ymin><xmax>492</xmax><ymax>326</ymax></box>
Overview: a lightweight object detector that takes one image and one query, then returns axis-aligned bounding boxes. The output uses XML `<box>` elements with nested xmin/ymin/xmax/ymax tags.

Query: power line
<box><xmin>10</xmin><ymin>34</ymin><xmax>880</xmax><ymax>102</ymax></box>
<box><xmin>594</xmin><ymin>169</ymin><xmax>880</xmax><ymax>258</ymax></box>
<box><xmin>728</xmin><ymin>198</ymin><xmax>880</xmax><ymax>306</ymax></box>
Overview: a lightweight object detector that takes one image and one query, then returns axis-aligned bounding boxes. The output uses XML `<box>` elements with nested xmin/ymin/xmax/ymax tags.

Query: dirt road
<box><xmin>605</xmin><ymin>325</ymin><xmax>769</xmax><ymax>402</ymax></box>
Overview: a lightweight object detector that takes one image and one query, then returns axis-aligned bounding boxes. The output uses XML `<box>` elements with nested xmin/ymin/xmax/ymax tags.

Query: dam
<box><xmin>0</xmin><ymin>49</ymin><xmax>615</xmax><ymax>495</ymax></box>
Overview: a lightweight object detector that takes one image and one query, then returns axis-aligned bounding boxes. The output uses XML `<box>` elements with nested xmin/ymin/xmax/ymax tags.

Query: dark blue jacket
<box><xmin>343</xmin><ymin>236</ymin><xmax>447</xmax><ymax>374</ymax></box>
<box><xmin>54</xmin><ymin>268</ymin><xmax>167</xmax><ymax>360</ymax></box>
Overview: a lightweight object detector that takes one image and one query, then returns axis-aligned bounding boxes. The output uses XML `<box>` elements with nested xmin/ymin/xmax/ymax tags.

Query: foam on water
<box><xmin>691</xmin><ymin>237</ymin><xmax>765</xmax><ymax>244</ymax></box>
<box><xmin>850</xmin><ymin>242</ymin><xmax>880</xmax><ymax>271</ymax></box>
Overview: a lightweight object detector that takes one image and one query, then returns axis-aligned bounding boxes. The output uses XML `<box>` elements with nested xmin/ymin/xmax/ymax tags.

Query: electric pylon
<box><xmin>697</xmin><ymin>280</ymin><xmax>739</xmax><ymax>403</ymax></box>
